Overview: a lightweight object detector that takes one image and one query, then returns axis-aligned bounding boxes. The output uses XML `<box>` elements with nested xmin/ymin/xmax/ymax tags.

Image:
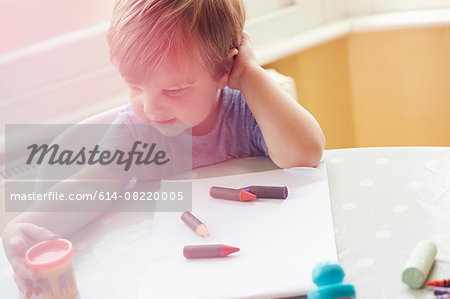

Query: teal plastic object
<box><xmin>307</xmin><ymin>284</ymin><xmax>355</xmax><ymax>299</ymax></box>
<box><xmin>307</xmin><ymin>261</ymin><xmax>356</xmax><ymax>299</ymax></box>
<box><xmin>312</xmin><ymin>262</ymin><xmax>345</xmax><ymax>286</ymax></box>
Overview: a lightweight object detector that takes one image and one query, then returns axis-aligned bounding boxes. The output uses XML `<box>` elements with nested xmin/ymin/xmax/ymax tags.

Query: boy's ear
<box><xmin>217</xmin><ymin>48</ymin><xmax>238</xmax><ymax>89</ymax></box>
<box><xmin>217</xmin><ymin>71</ymin><xmax>230</xmax><ymax>89</ymax></box>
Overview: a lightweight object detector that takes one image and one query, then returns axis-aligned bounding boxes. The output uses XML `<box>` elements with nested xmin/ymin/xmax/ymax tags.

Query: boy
<box><xmin>2</xmin><ymin>0</ymin><xmax>325</xmax><ymax>297</ymax></box>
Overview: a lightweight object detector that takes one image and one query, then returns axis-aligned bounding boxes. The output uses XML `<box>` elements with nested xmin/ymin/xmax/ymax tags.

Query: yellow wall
<box><xmin>265</xmin><ymin>26</ymin><xmax>450</xmax><ymax>148</ymax></box>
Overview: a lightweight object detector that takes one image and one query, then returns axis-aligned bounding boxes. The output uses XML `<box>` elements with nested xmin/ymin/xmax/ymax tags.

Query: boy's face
<box><xmin>125</xmin><ymin>57</ymin><xmax>227</xmax><ymax>136</ymax></box>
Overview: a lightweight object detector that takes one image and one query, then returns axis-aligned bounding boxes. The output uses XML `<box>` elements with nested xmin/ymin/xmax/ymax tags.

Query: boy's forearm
<box><xmin>238</xmin><ymin>65</ymin><xmax>325</xmax><ymax>168</ymax></box>
<box><xmin>10</xmin><ymin>211</ymin><xmax>102</xmax><ymax>237</ymax></box>
<box><xmin>9</xmin><ymin>182</ymin><xmax>104</xmax><ymax>236</ymax></box>
<box><xmin>7</xmin><ymin>165</ymin><xmax>124</xmax><ymax>236</ymax></box>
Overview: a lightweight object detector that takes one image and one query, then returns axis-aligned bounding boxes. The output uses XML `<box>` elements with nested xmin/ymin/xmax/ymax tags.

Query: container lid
<box><xmin>307</xmin><ymin>284</ymin><xmax>355</xmax><ymax>299</ymax></box>
<box><xmin>25</xmin><ymin>239</ymin><xmax>73</xmax><ymax>271</ymax></box>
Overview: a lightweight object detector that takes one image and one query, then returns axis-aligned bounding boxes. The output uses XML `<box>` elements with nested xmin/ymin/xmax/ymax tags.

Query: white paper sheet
<box><xmin>138</xmin><ymin>163</ymin><xmax>337</xmax><ymax>299</ymax></box>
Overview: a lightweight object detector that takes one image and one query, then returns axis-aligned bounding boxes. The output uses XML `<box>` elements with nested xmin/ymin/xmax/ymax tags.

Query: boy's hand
<box><xmin>2</xmin><ymin>222</ymin><xmax>59</xmax><ymax>298</ymax></box>
<box><xmin>227</xmin><ymin>31</ymin><xmax>260</xmax><ymax>91</ymax></box>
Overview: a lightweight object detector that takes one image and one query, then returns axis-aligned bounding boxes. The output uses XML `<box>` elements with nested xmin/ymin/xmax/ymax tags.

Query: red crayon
<box><xmin>209</xmin><ymin>186</ymin><xmax>256</xmax><ymax>202</ymax></box>
<box><xmin>183</xmin><ymin>244</ymin><xmax>240</xmax><ymax>259</ymax></box>
<box><xmin>427</xmin><ymin>279</ymin><xmax>450</xmax><ymax>287</ymax></box>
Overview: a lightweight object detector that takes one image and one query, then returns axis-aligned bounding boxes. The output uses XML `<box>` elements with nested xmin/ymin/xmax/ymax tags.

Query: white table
<box><xmin>1</xmin><ymin>147</ymin><xmax>450</xmax><ymax>299</ymax></box>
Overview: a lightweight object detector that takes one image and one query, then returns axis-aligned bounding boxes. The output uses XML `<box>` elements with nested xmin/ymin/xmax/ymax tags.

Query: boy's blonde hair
<box><xmin>107</xmin><ymin>0</ymin><xmax>246</xmax><ymax>83</ymax></box>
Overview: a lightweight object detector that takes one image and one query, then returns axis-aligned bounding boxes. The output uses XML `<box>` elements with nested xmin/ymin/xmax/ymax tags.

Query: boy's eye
<box><xmin>163</xmin><ymin>88</ymin><xmax>187</xmax><ymax>97</ymax></box>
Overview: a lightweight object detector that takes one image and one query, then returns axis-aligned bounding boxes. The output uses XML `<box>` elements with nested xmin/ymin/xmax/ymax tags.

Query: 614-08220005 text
<box><xmin>9</xmin><ymin>191</ymin><xmax>185</xmax><ymax>201</ymax></box>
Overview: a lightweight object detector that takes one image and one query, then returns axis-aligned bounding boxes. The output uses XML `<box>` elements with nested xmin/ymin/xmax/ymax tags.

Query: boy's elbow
<box><xmin>271</xmin><ymin>137</ymin><xmax>325</xmax><ymax>168</ymax></box>
<box><xmin>305</xmin><ymin>135</ymin><xmax>325</xmax><ymax>166</ymax></box>
<box><xmin>296</xmin><ymin>147</ymin><xmax>324</xmax><ymax>167</ymax></box>
<box><xmin>290</xmin><ymin>145</ymin><xmax>323</xmax><ymax>168</ymax></box>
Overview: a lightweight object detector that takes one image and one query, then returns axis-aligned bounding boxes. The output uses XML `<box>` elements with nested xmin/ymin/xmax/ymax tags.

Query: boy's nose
<box><xmin>143</xmin><ymin>97</ymin><xmax>164</xmax><ymax>116</ymax></box>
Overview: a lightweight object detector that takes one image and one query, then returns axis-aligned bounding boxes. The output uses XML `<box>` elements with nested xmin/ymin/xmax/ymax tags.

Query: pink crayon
<box><xmin>183</xmin><ymin>244</ymin><xmax>240</xmax><ymax>259</ymax></box>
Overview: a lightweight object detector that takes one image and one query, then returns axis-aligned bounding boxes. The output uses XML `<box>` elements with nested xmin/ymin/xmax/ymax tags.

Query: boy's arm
<box><xmin>10</xmin><ymin>165</ymin><xmax>119</xmax><ymax>235</ymax></box>
<box><xmin>228</xmin><ymin>32</ymin><xmax>325</xmax><ymax>168</ymax></box>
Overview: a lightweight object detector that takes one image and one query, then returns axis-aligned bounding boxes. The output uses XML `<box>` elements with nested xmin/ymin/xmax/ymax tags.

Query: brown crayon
<box><xmin>239</xmin><ymin>185</ymin><xmax>288</xmax><ymax>199</ymax></box>
<box><xmin>209</xmin><ymin>186</ymin><xmax>256</xmax><ymax>202</ymax></box>
<box><xmin>183</xmin><ymin>244</ymin><xmax>239</xmax><ymax>259</ymax></box>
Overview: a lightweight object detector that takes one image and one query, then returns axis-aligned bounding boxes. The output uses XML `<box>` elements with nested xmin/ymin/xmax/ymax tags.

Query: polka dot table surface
<box><xmin>1</xmin><ymin>147</ymin><xmax>449</xmax><ymax>298</ymax></box>
<box><xmin>324</xmin><ymin>147</ymin><xmax>450</xmax><ymax>299</ymax></box>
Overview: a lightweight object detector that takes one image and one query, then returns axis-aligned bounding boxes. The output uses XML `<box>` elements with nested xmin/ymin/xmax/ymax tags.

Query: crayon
<box><xmin>428</xmin><ymin>279</ymin><xmax>450</xmax><ymax>287</ymax></box>
<box><xmin>239</xmin><ymin>185</ymin><xmax>288</xmax><ymax>199</ymax></box>
<box><xmin>434</xmin><ymin>287</ymin><xmax>450</xmax><ymax>296</ymax></box>
<box><xmin>183</xmin><ymin>244</ymin><xmax>240</xmax><ymax>259</ymax></box>
<box><xmin>402</xmin><ymin>240</ymin><xmax>437</xmax><ymax>289</ymax></box>
<box><xmin>209</xmin><ymin>186</ymin><xmax>256</xmax><ymax>202</ymax></box>
<box><xmin>181</xmin><ymin>211</ymin><xmax>209</xmax><ymax>237</ymax></box>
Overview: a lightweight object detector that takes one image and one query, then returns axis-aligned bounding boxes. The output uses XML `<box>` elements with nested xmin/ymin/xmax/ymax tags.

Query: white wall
<box><xmin>0</xmin><ymin>0</ymin><xmax>115</xmax><ymax>53</ymax></box>
<box><xmin>1</xmin><ymin>0</ymin><xmax>450</xmax><ymax>146</ymax></box>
